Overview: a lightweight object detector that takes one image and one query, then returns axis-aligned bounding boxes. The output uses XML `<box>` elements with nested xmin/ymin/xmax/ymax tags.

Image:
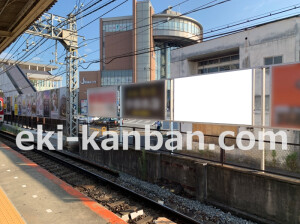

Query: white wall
<box><xmin>171</xmin><ymin>16</ymin><xmax>300</xmax><ymax>78</ymax></box>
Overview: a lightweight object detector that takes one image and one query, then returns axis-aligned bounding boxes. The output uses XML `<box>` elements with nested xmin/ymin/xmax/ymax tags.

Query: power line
<box><xmin>0</xmin><ymin>0</ymin><xmax>121</xmax><ymax>77</ymax></box>
<box><xmin>0</xmin><ymin>0</ymin><xmax>128</xmax><ymax>93</ymax></box>
<box><xmin>0</xmin><ymin>0</ymin><xmax>103</xmax><ymax>67</ymax></box>
<box><xmin>2</xmin><ymin>2</ymin><xmax>299</xmax><ymax>94</ymax></box>
<box><xmin>79</xmin><ymin>11</ymin><xmax>300</xmax><ymax>69</ymax></box>
<box><xmin>88</xmin><ymin>0</ymin><xmax>226</xmax><ymax>56</ymax></box>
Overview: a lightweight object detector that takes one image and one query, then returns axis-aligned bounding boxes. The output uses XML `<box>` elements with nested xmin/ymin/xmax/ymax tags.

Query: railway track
<box><xmin>0</xmin><ymin>130</ymin><xmax>203</xmax><ymax>224</ymax></box>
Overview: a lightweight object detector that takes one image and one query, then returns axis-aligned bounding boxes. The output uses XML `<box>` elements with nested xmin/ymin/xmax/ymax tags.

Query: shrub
<box><xmin>286</xmin><ymin>152</ymin><xmax>298</xmax><ymax>171</ymax></box>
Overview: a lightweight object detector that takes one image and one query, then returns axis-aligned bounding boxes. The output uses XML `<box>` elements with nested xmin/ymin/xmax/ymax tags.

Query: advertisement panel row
<box><xmin>9</xmin><ymin>87</ymin><xmax>67</xmax><ymax>119</ymax></box>
<box><xmin>87</xmin><ymin>63</ymin><xmax>300</xmax><ymax>130</ymax></box>
<box><xmin>87</xmin><ymin>81</ymin><xmax>167</xmax><ymax>120</ymax></box>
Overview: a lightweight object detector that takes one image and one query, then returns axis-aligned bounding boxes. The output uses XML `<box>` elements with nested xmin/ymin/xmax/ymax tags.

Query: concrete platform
<box><xmin>0</xmin><ymin>141</ymin><xmax>126</xmax><ymax>224</ymax></box>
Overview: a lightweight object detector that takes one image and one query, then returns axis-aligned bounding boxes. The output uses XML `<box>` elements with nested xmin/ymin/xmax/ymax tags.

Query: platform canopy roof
<box><xmin>0</xmin><ymin>0</ymin><xmax>57</xmax><ymax>54</ymax></box>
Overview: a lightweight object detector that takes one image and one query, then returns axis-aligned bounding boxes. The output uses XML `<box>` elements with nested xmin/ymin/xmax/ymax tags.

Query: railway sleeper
<box><xmin>154</xmin><ymin>217</ymin><xmax>176</xmax><ymax>224</ymax></box>
<box><xmin>135</xmin><ymin>215</ymin><xmax>153</xmax><ymax>224</ymax></box>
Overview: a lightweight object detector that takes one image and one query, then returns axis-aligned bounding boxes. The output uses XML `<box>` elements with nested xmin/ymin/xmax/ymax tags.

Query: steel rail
<box><xmin>0</xmin><ymin>130</ymin><xmax>202</xmax><ymax>224</ymax></box>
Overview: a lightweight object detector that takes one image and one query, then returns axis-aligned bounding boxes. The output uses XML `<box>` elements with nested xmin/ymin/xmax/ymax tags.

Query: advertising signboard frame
<box><xmin>88</xmin><ymin>86</ymin><xmax>118</xmax><ymax>118</ymax></box>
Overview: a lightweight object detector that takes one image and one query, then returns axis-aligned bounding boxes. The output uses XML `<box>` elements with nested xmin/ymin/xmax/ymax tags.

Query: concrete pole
<box><xmin>252</xmin><ymin>69</ymin><xmax>256</xmax><ymax>126</ymax></box>
<box><xmin>261</xmin><ymin>68</ymin><xmax>266</xmax><ymax>171</ymax></box>
<box><xmin>119</xmin><ymin>88</ymin><xmax>123</xmax><ymax>145</ymax></box>
<box><xmin>171</xmin><ymin>121</ymin><xmax>174</xmax><ymax>155</ymax></box>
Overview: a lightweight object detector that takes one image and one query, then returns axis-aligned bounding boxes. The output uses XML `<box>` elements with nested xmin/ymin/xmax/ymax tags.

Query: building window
<box><xmin>197</xmin><ymin>53</ymin><xmax>240</xmax><ymax>75</ymax></box>
<box><xmin>208</xmin><ymin>67</ymin><xmax>218</xmax><ymax>73</ymax></box>
<box><xmin>264</xmin><ymin>56</ymin><xmax>283</xmax><ymax>65</ymax></box>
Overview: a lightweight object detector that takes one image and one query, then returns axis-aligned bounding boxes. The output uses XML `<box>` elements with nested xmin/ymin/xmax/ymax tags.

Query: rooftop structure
<box><xmin>0</xmin><ymin>60</ymin><xmax>61</xmax><ymax>97</ymax></box>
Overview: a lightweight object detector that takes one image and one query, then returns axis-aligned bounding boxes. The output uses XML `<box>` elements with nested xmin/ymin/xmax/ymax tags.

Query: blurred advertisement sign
<box><xmin>174</xmin><ymin>70</ymin><xmax>253</xmax><ymax>125</ymax></box>
<box><xmin>81</xmin><ymin>100</ymin><xmax>88</xmax><ymax>115</ymax></box>
<box><xmin>51</xmin><ymin>88</ymin><xmax>59</xmax><ymax>119</ymax></box>
<box><xmin>31</xmin><ymin>93</ymin><xmax>37</xmax><ymax>117</ymax></box>
<box><xmin>36</xmin><ymin>91</ymin><xmax>44</xmax><ymax>117</ymax></box>
<box><xmin>272</xmin><ymin>64</ymin><xmax>300</xmax><ymax>129</ymax></box>
<box><xmin>121</xmin><ymin>81</ymin><xmax>166</xmax><ymax>120</ymax></box>
<box><xmin>43</xmin><ymin>90</ymin><xmax>50</xmax><ymax>117</ymax></box>
<box><xmin>17</xmin><ymin>95</ymin><xmax>22</xmax><ymax>116</ymax></box>
<box><xmin>26</xmin><ymin>94</ymin><xmax>31</xmax><ymax>116</ymax></box>
<box><xmin>5</xmin><ymin>96</ymin><xmax>11</xmax><ymax>115</ymax></box>
<box><xmin>88</xmin><ymin>86</ymin><xmax>118</xmax><ymax>117</ymax></box>
<box><xmin>59</xmin><ymin>87</ymin><xmax>67</xmax><ymax>120</ymax></box>
<box><xmin>21</xmin><ymin>94</ymin><xmax>26</xmax><ymax>116</ymax></box>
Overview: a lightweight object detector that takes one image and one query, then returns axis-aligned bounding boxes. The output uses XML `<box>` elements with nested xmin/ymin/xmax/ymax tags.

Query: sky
<box><xmin>1</xmin><ymin>0</ymin><xmax>300</xmax><ymax>84</ymax></box>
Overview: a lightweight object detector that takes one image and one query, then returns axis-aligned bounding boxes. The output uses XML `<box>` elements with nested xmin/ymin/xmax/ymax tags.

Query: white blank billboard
<box><xmin>174</xmin><ymin>69</ymin><xmax>253</xmax><ymax>125</ymax></box>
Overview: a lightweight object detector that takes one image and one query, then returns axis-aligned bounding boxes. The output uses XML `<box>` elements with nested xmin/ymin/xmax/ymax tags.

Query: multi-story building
<box><xmin>99</xmin><ymin>0</ymin><xmax>203</xmax><ymax>86</ymax></box>
<box><xmin>79</xmin><ymin>0</ymin><xmax>203</xmax><ymax>110</ymax></box>
<box><xmin>171</xmin><ymin>15</ymin><xmax>300</xmax><ymax>78</ymax></box>
<box><xmin>170</xmin><ymin>15</ymin><xmax>300</xmax><ymax>152</ymax></box>
<box><xmin>0</xmin><ymin>60</ymin><xmax>60</xmax><ymax>98</ymax></box>
<box><xmin>171</xmin><ymin>15</ymin><xmax>300</xmax><ymax>127</ymax></box>
<box><xmin>79</xmin><ymin>71</ymin><xmax>101</xmax><ymax>114</ymax></box>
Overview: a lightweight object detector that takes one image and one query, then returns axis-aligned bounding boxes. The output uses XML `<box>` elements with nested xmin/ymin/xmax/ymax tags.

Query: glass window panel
<box><xmin>180</xmin><ymin>20</ymin><xmax>183</xmax><ymax>31</ymax></box>
<box><xmin>176</xmin><ymin>19</ymin><xmax>180</xmax><ymax>30</ymax></box>
<box><xmin>208</xmin><ymin>67</ymin><xmax>219</xmax><ymax>73</ymax></box>
<box><xmin>209</xmin><ymin>59</ymin><xmax>219</xmax><ymax>64</ymax></box>
<box><xmin>274</xmin><ymin>56</ymin><xmax>282</xmax><ymax>64</ymax></box>
<box><xmin>198</xmin><ymin>61</ymin><xmax>208</xmax><ymax>66</ymax></box>
<box><xmin>220</xmin><ymin>56</ymin><xmax>231</xmax><ymax>63</ymax></box>
<box><xmin>165</xmin><ymin>20</ymin><xmax>169</xmax><ymax>29</ymax></box>
<box><xmin>199</xmin><ymin>68</ymin><xmax>208</xmax><ymax>74</ymax></box>
<box><xmin>231</xmin><ymin>55</ymin><xmax>239</xmax><ymax>61</ymax></box>
<box><xmin>159</xmin><ymin>21</ymin><xmax>164</xmax><ymax>29</ymax></box>
<box><xmin>264</xmin><ymin>57</ymin><xmax>273</xmax><ymax>65</ymax></box>
<box><xmin>232</xmin><ymin>64</ymin><xmax>239</xmax><ymax>70</ymax></box>
<box><xmin>220</xmin><ymin>65</ymin><xmax>230</xmax><ymax>71</ymax></box>
<box><xmin>184</xmin><ymin>21</ymin><xmax>188</xmax><ymax>32</ymax></box>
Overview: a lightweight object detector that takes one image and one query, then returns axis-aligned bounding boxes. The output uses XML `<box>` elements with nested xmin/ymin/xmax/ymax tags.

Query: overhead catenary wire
<box><xmin>0</xmin><ymin>0</ymin><xmax>220</xmax><ymax>74</ymax></box>
<box><xmin>0</xmin><ymin>12</ymin><xmax>292</xmax><ymax>95</ymax></box>
<box><xmin>0</xmin><ymin>0</ymin><xmax>121</xmax><ymax>77</ymax></box>
<box><xmin>5</xmin><ymin>4</ymin><xmax>300</xmax><ymax>93</ymax></box>
<box><xmin>79</xmin><ymin>6</ymin><xmax>300</xmax><ymax>69</ymax></box>
<box><xmin>0</xmin><ymin>0</ymin><xmax>127</xmax><ymax>92</ymax></box>
<box><xmin>0</xmin><ymin>0</ymin><xmax>105</xmax><ymax>67</ymax></box>
<box><xmin>2</xmin><ymin>1</ymin><xmax>300</xmax><ymax>94</ymax></box>
<box><xmin>81</xmin><ymin>0</ymin><xmax>229</xmax><ymax>60</ymax></box>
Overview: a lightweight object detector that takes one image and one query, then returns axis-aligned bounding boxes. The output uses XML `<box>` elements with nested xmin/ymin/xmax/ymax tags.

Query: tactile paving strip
<box><xmin>0</xmin><ymin>187</ymin><xmax>25</xmax><ymax>224</ymax></box>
